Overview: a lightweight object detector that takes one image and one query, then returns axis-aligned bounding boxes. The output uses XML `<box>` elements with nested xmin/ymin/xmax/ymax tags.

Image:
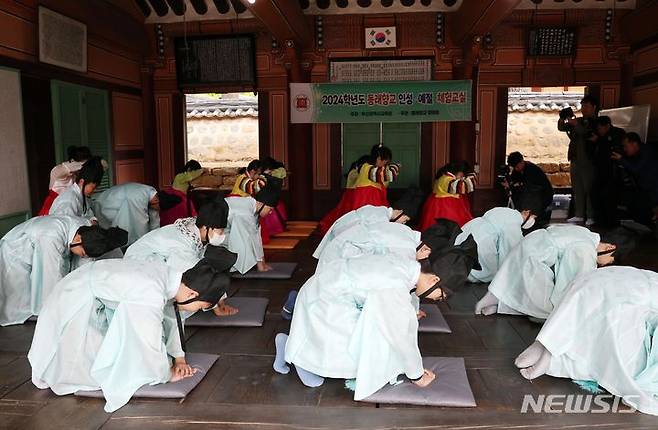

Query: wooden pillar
<box><xmin>619</xmin><ymin>56</ymin><xmax>634</xmax><ymax>107</ymax></box>
<box><xmin>450</xmin><ymin>38</ymin><xmax>480</xmax><ymax>167</ymax></box>
<box><xmin>285</xmin><ymin>42</ymin><xmax>313</xmax><ymax>219</ymax></box>
<box><xmin>141</xmin><ymin>66</ymin><xmax>158</xmax><ymax>186</ymax></box>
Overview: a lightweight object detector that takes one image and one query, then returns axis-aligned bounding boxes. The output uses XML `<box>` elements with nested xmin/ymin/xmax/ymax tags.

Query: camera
<box><xmin>559</xmin><ymin>107</ymin><xmax>575</xmax><ymax>120</ymax></box>
<box><xmin>496</xmin><ymin>164</ymin><xmax>511</xmax><ymax>185</ymax></box>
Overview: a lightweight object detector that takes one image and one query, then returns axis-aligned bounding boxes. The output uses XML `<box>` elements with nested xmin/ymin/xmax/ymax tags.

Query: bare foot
<box><xmin>417</xmin><ymin>310</ymin><xmax>427</xmax><ymax>320</ymax></box>
<box><xmin>412</xmin><ymin>369</ymin><xmax>436</xmax><ymax>387</ymax></box>
<box><xmin>213</xmin><ymin>301</ymin><xmax>239</xmax><ymax>317</ymax></box>
<box><xmin>257</xmin><ymin>261</ymin><xmax>273</xmax><ymax>272</ymax></box>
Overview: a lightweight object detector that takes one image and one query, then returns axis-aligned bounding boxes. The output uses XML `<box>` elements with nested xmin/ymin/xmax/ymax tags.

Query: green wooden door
<box><xmin>341</xmin><ymin>123</ymin><xmax>379</xmax><ymax>185</ymax></box>
<box><xmin>83</xmin><ymin>89</ymin><xmax>113</xmax><ymax>190</ymax></box>
<box><xmin>51</xmin><ymin>81</ymin><xmax>113</xmax><ymax>190</ymax></box>
<box><xmin>341</xmin><ymin>122</ymin><xmax>420</xmax><ymax>189</ymax></box>
<box><xmin>382</xmin><ymin>123</ymin><xmax>420</xmax><ymax>189</ymax></box>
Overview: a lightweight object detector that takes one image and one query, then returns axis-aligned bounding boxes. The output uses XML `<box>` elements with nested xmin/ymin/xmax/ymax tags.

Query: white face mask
<box><xmin>208</xmin><ymin>230</ymin><xmax>226</xmax><ymax>246</ymax></box>
<box><xmin>521</xmin><ymin>216</ymin><xmax>536</xmax><ymax>230</ymax></box>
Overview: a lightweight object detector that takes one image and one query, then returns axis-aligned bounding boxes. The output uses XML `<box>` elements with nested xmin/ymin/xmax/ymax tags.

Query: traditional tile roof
<box><xmin>508</xmin><ymin>90</ymin><xmax>583</xmax><ymax>113</ymax></box>
<box><xmin>186</xmin><ymin>95</ymin><xmax>258</xmax><ymax>119</ymax></box>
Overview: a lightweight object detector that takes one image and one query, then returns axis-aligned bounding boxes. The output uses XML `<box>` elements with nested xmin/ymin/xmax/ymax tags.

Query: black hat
<box><xmin>180</xmin><ymin>259</ymin><xmax>229</xmax><ymax>306</ymax></box>
<box><xmin>393</xmin><ymin>187</ymin><xmax>425</xmax><ymax>220</ymax></box>
<box><xmin>157</xmin><ymin>189</ymin><xmax>182</xmax><ymax>211</ymax></box>
<box><xmin>518</xmin><ymin>187</ymin><xmax>544</xmax><ymax>215</ymax></box>
<box><xmin>204</xmin><ymin>245</ymin><xmax>238</xmax><ymax>273</ymax></box>
<box><xmin>255</xmin><ymin>174</ymin><xmax>282</xmax><ymax>207</ymax></box>
<box><xmin>421</xmin><ymin>218</ymin><xmax>462</xmax><ymax>252</ymax></box>
<box><xmin>196</xmin><ymin>199</ymin><xmax>229</xmax><ymax>229</ymax></box>
<box><xmin>77</xmin><ymin>226</ymin><xmax>129</xmax><ymax>258</ymax></box>
<box><xmin>430</xmin><ymin>234</ymin><xmax>480</xmax><ymax>290</ymax></box>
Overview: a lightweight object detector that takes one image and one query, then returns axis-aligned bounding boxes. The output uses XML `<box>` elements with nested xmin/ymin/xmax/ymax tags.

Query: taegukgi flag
<box><xmin>365</xmin><ymin>27</ymin><xmax>396</xmax><ymax>48</ymax></box>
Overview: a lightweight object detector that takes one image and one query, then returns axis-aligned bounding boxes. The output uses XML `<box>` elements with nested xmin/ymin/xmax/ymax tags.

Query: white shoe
<box><xmin>585</xmin><ymin>219</ymin><xmax>595</xmax><ymax>227</ymax></box>
<box><xmin>567</xmin><ymin>217</ymin><xmax>584</xmax><ymax>223</ymax></box>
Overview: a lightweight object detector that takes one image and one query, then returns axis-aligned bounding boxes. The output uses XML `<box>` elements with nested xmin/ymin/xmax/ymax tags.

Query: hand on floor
<box><xmin>257</xmin><ymin>261</ymin><xmax>273</xmax><ymax>272</ymax></box>
<box><xmin>213</xmin><ymin>300</ymin><xmax>239</xmax><ymax>317</ymax></box>
<box><xmin>413</xmin><ymin>369</ymin><xmax>436</xmax><ymax>387</ymax></box>
<box><xmin>170</xmin><ymin>359</ymin><xmax>198</xmax><ymax>382</ymax></box>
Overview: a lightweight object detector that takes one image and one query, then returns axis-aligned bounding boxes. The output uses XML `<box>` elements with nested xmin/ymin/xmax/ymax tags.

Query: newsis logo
<box><xmin>520</xmin><ymin>394</ymin><xmax>639</xmax><ymax>414</ymax></box>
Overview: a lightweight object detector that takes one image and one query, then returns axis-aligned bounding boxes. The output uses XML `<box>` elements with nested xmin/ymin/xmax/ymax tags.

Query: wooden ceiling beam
<box><xmin>240</xmin><ymin>0</ymin><xmax>312</xmax><ymax>48</ymax></box>
<box><xmin>450</xmin><ymin>0</ymin><xmax>522</xmax><ymax>45</ymax></box>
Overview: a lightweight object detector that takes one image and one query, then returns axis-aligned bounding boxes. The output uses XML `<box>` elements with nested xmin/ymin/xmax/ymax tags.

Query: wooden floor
<box><xmin>2</xmin><ymin>225</ymin><xmax>658</xmax><ymax>429</ymax></box>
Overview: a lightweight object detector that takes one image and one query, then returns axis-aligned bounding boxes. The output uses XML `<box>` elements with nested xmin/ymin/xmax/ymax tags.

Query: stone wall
<box><xmin>507</xmin><ymin>111</ymin><xmax>571</xmax><ymax>164</ymax></box>
<box><xmin>186</xmin><ymin>117</ymin><xmax>259</xmax><ymax>168</ymax></box>
<box><xmin>507</xmin><ymin>111</ymin><xmax>573</xmax><ymax>187</ymax></box>
<box><xmin>190</xmin><ymin>167</ymin><xmax>240</xmax><ymax>191</ymax></box>
<box><xmin>536</xmin><ymin>162</ymin><xmax>571</xmax><ymax>188</ymax></box>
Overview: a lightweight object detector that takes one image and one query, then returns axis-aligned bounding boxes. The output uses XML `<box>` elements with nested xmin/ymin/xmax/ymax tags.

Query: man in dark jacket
<box><xmin>612</xmin><ymin>132</ymin><xmax>658</xmax><ymax>228</ymax></box>
<box><xmin>505</xmin><ymin>152</ymin><xmax>554</xmax><ymax>228</ymax></box>
<box><xmin>591</xmin><ymin>116</ymin><xmax>626</xmax><ymax>227</ymax></box>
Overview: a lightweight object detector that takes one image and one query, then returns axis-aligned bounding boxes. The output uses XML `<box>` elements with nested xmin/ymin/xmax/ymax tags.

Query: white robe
<box><xmin>536</xmin><ymin>266</ymin><xmax>658</xmax><ymax>416</ymax></box>
<box><xmin>124</xmin><ymin>217</ymin><xmax>206</xmax><ymax>351</ymax></box>
<box><xmin>49</xmin><ymin>183</ymin><xmax>96</xmax><ymax>222</ymax></box>
<box><xmin>92</xmin><ymin>183</ymin><xmax>159</xmax><ymax>246</ymax></box>
<box><xmin>0</xmin><ymin>215</ymin><xmax>91</xmax><ymax>326</ymax></box>
<box><xmin>285</xmin><ymin>254</ymin><xmax>424</xmax><ymax>400</ymax></box>
<box><xmin>455</xmin><ymin>207</ymin><xmax>524</xmax><ymax>283</ymax></box>
<box><xmin>28</xmin><ymin>259</ymin><xmax>183</xmax><ymax>413</ymax></box>
<box><xmin>124</xmin><ymin>218</ymin><xmax>205</xmax><ymax>272</ymax></box>
<box><xmin>316</xmin><ymin>221</ymin><xmax>420</xmax><ymax>273</ymax></box>
<box><xmin>224</xmin><ymin>196</ymin><xmax>263</xmax><ymax>274</ymax></box>
<box><xmin>49</xmin><ymin>161</ymin><xmax>84</xmax><ymax>194</ymax></box>
<box><xmin>314</xmin><ymin>205</ymin><xmax>393</xmax><ymax>260</ymax></box>
<box><xmin>487</xmin><ymin>224</ymin><xmax>600</xmax><ymax>319</ymax></box>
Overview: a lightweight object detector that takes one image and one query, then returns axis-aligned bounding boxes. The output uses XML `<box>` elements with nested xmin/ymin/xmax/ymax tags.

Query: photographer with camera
<box><xmin>590</xmin><ymin>116</ymin><xmax>626</xmax><ymax>227</ymax></box>
<box><xmin>557</xmin><ymin>95</ymin><xmax>599</xmax><ymax>226</ymax></box>
<box><xmin>612</xmin><ymin>132</ymin><xmax>658</xmax><ymax>230</ymax></box>
<box><xmin>501</xmin><ymin>152</ymin><xmax>554</xmax><ymax>229</ymax></box>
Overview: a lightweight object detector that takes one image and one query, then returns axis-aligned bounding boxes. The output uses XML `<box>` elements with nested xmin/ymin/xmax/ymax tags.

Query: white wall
<box><xmin>0</xmin><ymin>68</ymin><xmax>30</xmax><ymax>216</ymax></box>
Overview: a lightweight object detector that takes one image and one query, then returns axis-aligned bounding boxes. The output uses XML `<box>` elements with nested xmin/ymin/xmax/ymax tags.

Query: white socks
<box><xmin>273</xmin><ymin>333</ymin><xmax>325</xmax><ymax>387</ymax></box>
<box><xmin>273</xmin><ymin>333</ymin><xmax>291</xmax><ymax>374</ymax></box>
<box><xmin>516</xmin><ymin>341</ymin><xmax>551</xmax><ymax>380</ymax></box>
<box><xmin>475</xmin><ymin>291</ymin><xmax>499</xmax><ymax>315</ymax></box>
<box><xmin>515</xmin><ymin>340</ymin><xmax>545</xmax><ymax>368</ymax></box>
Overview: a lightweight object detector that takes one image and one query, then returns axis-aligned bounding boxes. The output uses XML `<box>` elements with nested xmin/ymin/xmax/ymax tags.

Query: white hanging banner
<box><xmin>330</xmin><ymin>58</ymin><xmax>432</xmax><ymax>83</ymax></box>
